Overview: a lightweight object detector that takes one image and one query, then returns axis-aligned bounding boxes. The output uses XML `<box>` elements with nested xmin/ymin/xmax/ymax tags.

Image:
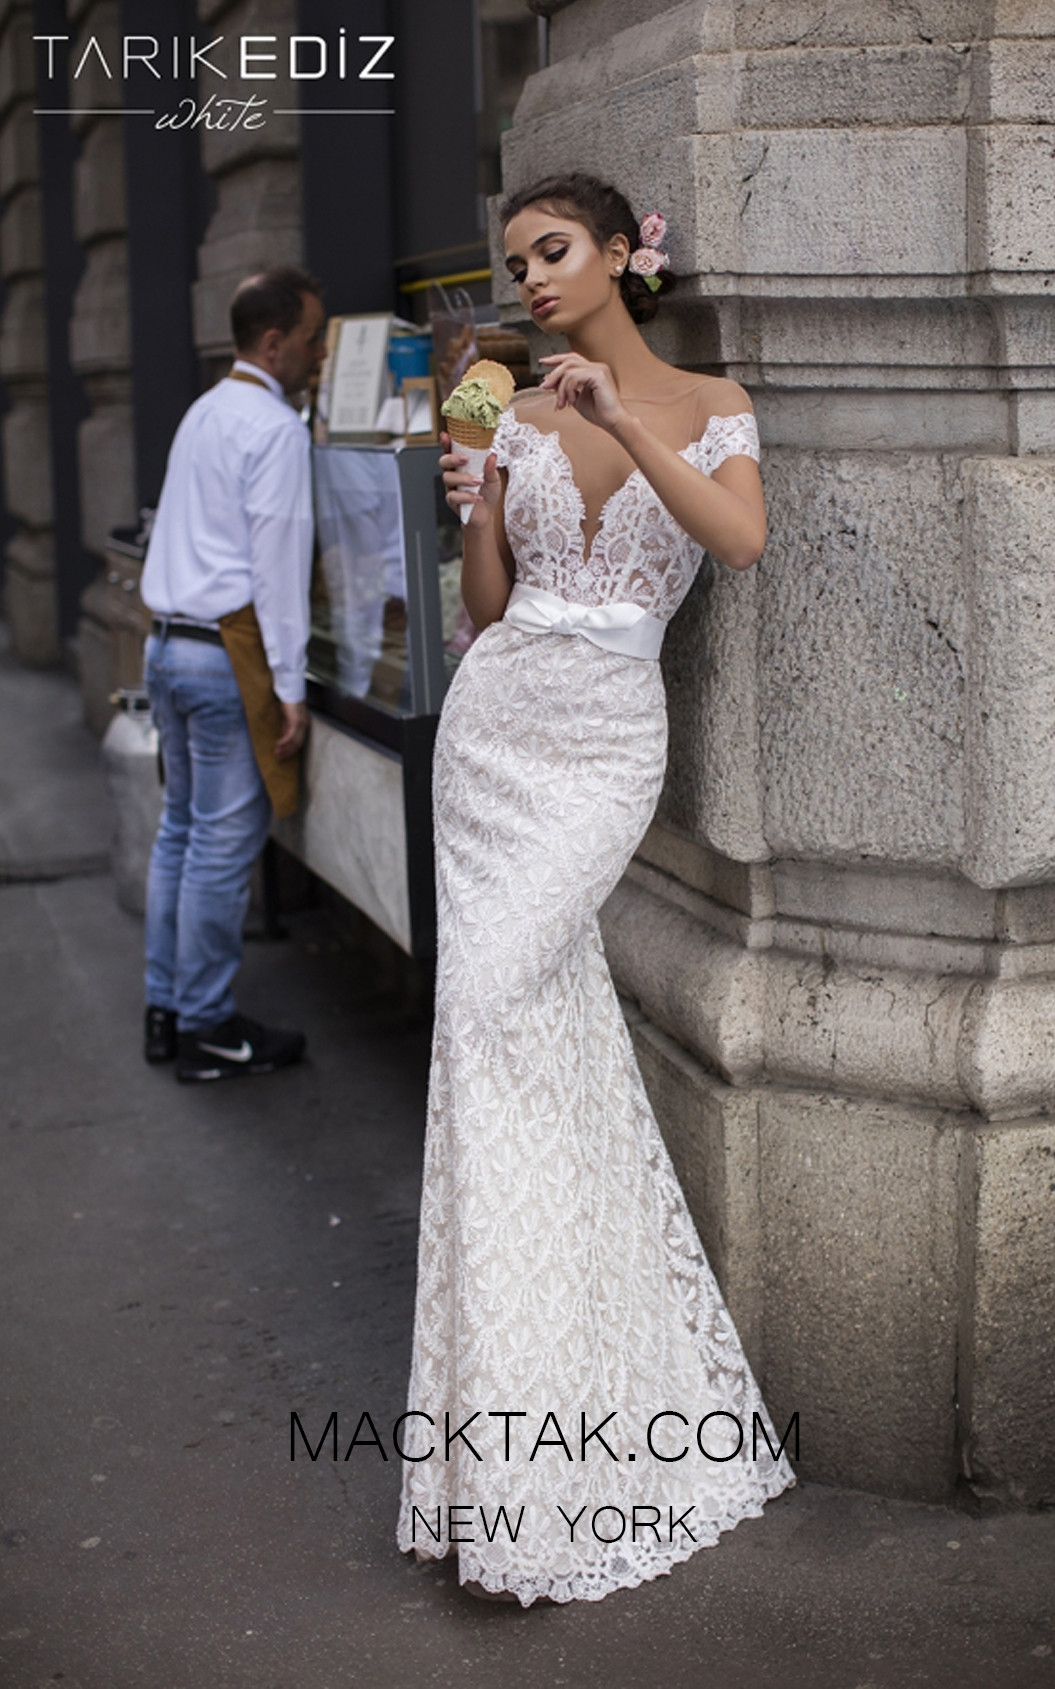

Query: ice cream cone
<box><xmin>442</xmin><ymin>359</ymin><xmax>514</xmax><ymax>524</ymax></box>
<box><xmin>445</xmin><ymin>414</ymin><xmax>497</xmax><ymax>452</ymax></box>
<box><xmin>445</xmin><ymin>415</ymin><xmax>496</xmax><ymax>525</ymax></box>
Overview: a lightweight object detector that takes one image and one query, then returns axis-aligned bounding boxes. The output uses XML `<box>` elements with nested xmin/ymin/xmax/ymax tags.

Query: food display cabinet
<box><xmin>272</xmin><ymin>441</ymin><xmax>476</xmax><ymax>958</ymax></box>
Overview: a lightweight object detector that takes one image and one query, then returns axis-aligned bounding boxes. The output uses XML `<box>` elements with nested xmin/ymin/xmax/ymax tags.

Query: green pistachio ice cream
<box><xmin>441</xmin><ymin>377</ymin><xmax>504</xmax><ymax>430</ymax></box>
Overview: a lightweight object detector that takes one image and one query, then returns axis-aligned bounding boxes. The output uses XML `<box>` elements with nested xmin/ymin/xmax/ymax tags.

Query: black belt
<box><xmin>151</xmin><ymin>618</ymin><xmax>225</xmax><ymax>647</ymax></box>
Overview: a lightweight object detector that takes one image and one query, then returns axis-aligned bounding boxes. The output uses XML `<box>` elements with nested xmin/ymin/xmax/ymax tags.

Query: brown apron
<box><xmin>218</xmin><ymin>603</ymin><xmax>301</xmax><ymax>819</ymax></box>
<box><xmin>217</xmin><ymin>366</ymin><xmax>303</xmax><ymax>820</ymax></box>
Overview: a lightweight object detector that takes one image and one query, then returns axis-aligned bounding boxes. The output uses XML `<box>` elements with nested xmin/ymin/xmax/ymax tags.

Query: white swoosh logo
<box><xmin>198</xmin><ymin>1039</ymin><xmax>253</xmax><ymax>1062</ymax></box>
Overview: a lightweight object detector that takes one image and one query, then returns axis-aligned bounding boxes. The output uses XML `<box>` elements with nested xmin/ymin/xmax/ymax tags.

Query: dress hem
<box><xmin>397</xmin><ymin>1463</ymin><xmax>796</xmax><ymax>1609</ymax></box>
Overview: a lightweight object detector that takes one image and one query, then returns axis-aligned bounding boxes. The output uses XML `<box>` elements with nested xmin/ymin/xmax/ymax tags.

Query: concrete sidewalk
<box><xmin>1</xmin><ymin>626</ymin><xmax>1053</xmax><ymax>1689</ymax></box>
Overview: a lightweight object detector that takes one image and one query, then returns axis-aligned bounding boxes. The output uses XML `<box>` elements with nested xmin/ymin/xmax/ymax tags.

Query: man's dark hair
<box><xmin>230</xmin><ymin>265</ymin><xmax>323</xmax><ymax>352</ymax></box>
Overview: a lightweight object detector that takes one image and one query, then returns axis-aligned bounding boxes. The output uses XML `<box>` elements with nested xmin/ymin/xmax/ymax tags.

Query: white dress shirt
<box><xmin>140</xmin><ymin>359</ymin><xmax>314</xmax><ymax>704</ymax></box>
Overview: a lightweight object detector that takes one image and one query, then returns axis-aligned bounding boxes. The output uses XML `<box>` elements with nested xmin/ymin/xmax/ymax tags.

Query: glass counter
<box><xmin>273</xmin><ymin>441</ymin><xmax>476</xmax><ymax>960</ymax></box>
<box><xmin>308</xmin><ymin>441</ymin><xmax>476</xmax><ymax>735</ymax></box>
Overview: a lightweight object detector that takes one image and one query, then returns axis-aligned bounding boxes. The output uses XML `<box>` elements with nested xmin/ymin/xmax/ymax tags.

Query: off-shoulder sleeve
<box><xmin>697</xmin><ymin>411</ymin><xmax>760</xmax><ymax>473</ymax></box>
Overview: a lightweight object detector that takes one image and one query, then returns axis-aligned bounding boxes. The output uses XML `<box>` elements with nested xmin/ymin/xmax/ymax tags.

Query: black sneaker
<box><xmin>176</xmin><ymin>1013</ymin><xmax>306</xmax><ymax>1083</ymax></box>
<box><xmin>145</xmin><ymin>1006</ymin><xmax>178</xmax><ymax>1064</ymax></box>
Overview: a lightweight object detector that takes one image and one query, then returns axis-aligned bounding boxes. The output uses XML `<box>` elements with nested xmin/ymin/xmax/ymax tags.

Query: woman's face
<box><xmin>503</xmin><ymin>205</ymin><xmax>626</xmax><ymax>334</ymax></box>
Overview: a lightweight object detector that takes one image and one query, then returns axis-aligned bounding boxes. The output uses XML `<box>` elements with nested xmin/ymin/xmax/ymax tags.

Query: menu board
<box><xmin>319</xmin><ymin>313</ymin><xmax>392</xmax><ymax>441</ymax></box>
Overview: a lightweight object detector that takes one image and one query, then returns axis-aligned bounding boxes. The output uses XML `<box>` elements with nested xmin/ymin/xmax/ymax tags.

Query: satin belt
<box><xmin>501</xmin><ymin>581</ymin><xmax>665</xmax><ymax>661</ymax></box>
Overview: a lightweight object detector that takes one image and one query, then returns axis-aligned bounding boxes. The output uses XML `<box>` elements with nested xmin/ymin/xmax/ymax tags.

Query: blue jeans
<box><xmin>144</xmin><ymin>633</ymin><xmax>271</xmax><ymax>1032</ymax></box>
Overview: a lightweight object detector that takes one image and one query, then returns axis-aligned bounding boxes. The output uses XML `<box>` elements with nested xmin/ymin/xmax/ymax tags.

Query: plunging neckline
<box><xmin>497</xmin><ymin>409</ymin><xmax>751</xmax><ymax>569</ymax></box>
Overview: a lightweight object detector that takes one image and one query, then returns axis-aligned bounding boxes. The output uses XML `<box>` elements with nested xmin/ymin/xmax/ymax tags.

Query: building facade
<box><xmin>505</xmin><ymin>0</ymin><xmax>1055</xmax><ymax>1509</ymax></box>
<box><xmin>0</xmin><ymin>0</ymin><xmax>525</xmax><ymax>666</ymax></box>
<box><xmin>3</xmin><ymin>0</ymin><xmax>1053</xmax><ymax>1506</ymax></box>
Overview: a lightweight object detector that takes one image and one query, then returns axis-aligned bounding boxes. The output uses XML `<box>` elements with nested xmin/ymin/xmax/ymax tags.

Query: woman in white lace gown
<box><xmin>396</xmin><ymin>174</ymin><xmax>795</xmax><ymax>1606</ymax></box>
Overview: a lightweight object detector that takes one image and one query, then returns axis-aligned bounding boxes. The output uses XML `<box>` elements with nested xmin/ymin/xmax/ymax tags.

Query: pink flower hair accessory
<box><xmin>639</xmin><ymin>212</ymin><xmax>667</xmax><ymax>248</ymax></box>
<box><xmin>628</xmin><ymin>211</ymin><xmax>670</xmax><ymax>292</ymax></box>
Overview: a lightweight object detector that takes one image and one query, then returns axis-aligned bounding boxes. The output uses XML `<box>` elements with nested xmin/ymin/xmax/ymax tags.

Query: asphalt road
<box><xmin>1</xmin><ymin>631</ymin><xmax>1053</xmax><ymax>1689</ymax></box>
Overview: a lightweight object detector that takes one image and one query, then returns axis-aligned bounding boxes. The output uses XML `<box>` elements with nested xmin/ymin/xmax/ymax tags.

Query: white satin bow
<box><xmin>502</xmin><ymin>582</ymin><xmax>665</xmax><ymax>660</ymax></box>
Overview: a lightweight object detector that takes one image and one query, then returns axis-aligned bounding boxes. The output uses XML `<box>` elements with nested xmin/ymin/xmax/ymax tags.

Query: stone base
<box><xmin>959</xmin><ymin>1121</ymin><xmax>1055</xmax><ymax>1509</ymax></box>
<box><xmin>76</xmin><ymin>574</ymin><xmax>117</xmax><ymax>736</ymax></box>
<box><xmin>626</xmin><ymin>1008</ymin><xmax>1055</xmax><ymax>1507</ymax></box>
<box><xmin>3</xmin><ymin>533</ymin><xmax>59</xmax><ymax>665</ymax></box>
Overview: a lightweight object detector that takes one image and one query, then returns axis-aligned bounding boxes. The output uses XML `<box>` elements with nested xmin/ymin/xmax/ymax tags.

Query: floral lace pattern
<box><xmin>493</xmin><ymin>409</ymin><xmax>760</xmax><ymax>615</ymax></box>
<box><xmin>396</xmin><ymin>404</ymin><xmax>792</xmax><ymax>1607</ymax></box>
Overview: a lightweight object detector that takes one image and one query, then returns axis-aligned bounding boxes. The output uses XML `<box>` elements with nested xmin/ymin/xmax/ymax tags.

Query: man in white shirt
<box><xmin>140</xmin><ymin>266</ymin><xmax>326</xmax><ymax>1081</ymax></box>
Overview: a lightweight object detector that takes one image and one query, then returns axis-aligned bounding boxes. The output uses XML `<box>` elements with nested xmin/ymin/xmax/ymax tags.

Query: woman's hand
<box><xmin>440</xmin><ymin>431</ymin><xmax>500</xmax><ymax>528</ymax></box>
<box><xmin>538</xmin><ymin>353</ymin><xmax>630</xmax><ymax>435</ymax></box>
<box><xmin>440</xmin><ymin>430</ymin><xmax>514</xmax><ymax>628</ymax></box>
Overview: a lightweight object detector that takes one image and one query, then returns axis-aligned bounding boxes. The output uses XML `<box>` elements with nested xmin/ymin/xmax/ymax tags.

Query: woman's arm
<box><xmin>613</xmin><ymin>410</ymin><xmax>766</xmax><ymax>572</ymax></box>
<box><xmin>540</xmin><ymin>357</ymin><xmax>766</xmax><ymax>573</ymax></box>
<box><xmin>440</xmin><ymin>435</ymin><xmax>515</xmax><ymax>628</ymax></box>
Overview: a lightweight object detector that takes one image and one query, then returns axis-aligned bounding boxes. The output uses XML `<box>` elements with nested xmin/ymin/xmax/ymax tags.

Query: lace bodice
<box><xmin>493</xmin><ymin>408</ymin><xmax>759</xmax><ymax>624</ymax></box>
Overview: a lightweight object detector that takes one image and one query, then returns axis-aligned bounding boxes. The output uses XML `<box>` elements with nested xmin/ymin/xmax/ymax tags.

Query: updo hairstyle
<box><xmin>499</xmin><ymin>172</ymin><xmax>677</xmax><ymax>326</ymax></box>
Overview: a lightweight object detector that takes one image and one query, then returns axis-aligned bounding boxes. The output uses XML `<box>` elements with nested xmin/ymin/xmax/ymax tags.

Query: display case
<box><xmin>272</xmin><ymin>441</ymin><xmax>476</xmax><ymax>959</ymax></box>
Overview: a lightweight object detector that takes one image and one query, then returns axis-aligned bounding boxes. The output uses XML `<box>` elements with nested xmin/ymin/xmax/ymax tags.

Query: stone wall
<box><xmin>0</xmin><ymin>0</ymin><xmax>57</xmax><ymax>663</ymax></box>
<box><xmin>66</xmin><ymin>0</ymin><xmax>138</xmax><ymax>722</ymax></box>
<box><xmin>0</xmin><ymin>0</ymin><xmax>306</xmax><ymax>672</ymax></box>
<box><xmin>67</xmin><ymin>1</ymin><xmax>135</xmax><ymax>555</ymax></box>
<box><xmin>511</xmin><ymin>0</ymin><xmax>1055</xmax><ymax>1505</ymax></box>
<box><xmin>193</xmin><ymin>0</ymin><xmax>303</xmax><ymax>374</ymax></box>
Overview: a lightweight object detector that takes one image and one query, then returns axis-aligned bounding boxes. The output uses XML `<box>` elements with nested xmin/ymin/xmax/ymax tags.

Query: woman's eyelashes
<box><xmin>508</xmin><ymin>246</ymin><xmax>569</xmax><ymax>285</ymax></box>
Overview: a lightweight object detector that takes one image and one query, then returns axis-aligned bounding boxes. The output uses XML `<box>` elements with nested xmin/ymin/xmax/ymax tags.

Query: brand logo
<box><xmin>33</xmin><ymin>32</ymin><xmax>396</xmax><ymax>132</ymax></box>
<box><xmin>198</xmin><ymin>1039</ymin><xmax>253</xmax><ymax>1063</ymax></box>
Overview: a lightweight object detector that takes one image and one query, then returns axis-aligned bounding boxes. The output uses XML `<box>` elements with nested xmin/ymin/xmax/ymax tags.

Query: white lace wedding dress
<box><xmin>396</xmin><ymin>402</ymin><xmax>795</xmax><ymax>1606</ymax></box>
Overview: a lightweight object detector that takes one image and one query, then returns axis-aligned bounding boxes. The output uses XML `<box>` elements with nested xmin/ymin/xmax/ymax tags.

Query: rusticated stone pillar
<box><xmin>506</xmin><ymin>0</ymin><xmax>1055</xmax><ymax>1507</ymax></box>
<box><xmin>66</xmin><ymin>0</ymin><xmax>137</xmax><ymax>725</ymax></box>
<box><xmin>193</xmin><ymin>0</ymin><xmax>303</xmax><ymax>374</ymax></box>
<box><xmin>0</xmin><ymin>0</ymin><xmax>57</xmax><ymax>662</ymax></box>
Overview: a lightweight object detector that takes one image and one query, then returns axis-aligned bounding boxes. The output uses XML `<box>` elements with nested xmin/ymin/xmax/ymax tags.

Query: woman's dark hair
<box><xmin>499</xmin><ymin>172</ymin><xmax>676</xmax><ymax>326</ymax></box>
<box><xmin>230</xmin><ymin>265</ymin><xmax>323</xmax><ymax>351</ymax></box>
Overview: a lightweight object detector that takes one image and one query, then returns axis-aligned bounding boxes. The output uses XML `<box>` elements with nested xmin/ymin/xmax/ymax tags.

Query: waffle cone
<box><xmin>445</xmin><ymin>414</ymin><xmax>497</xmax><ymax>451</ymax></box>
<box><xmin>462</xmin><ymin>358</ymin><xmax>516</xmax><ymax>408</ymax></box>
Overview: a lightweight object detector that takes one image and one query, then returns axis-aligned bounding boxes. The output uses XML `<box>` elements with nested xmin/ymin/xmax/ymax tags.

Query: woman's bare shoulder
<box><xmin>634</xmin><ymin>366</ymin><xmax>753</xmax><ymax>421</ymax></box>
<box><xmin>503</xmin><ymin>386</ymin><xmax>561</xmax><ymax>437</ymax></box>
<box><xmin>508</xmin><ymin>385</ymin><xmax>555</xmax><ymax>417</ymax></box>
<box><xmin>688</xmin><ymin>375</ymin><xmax>754</xmax><ymax>423</ymax></box>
